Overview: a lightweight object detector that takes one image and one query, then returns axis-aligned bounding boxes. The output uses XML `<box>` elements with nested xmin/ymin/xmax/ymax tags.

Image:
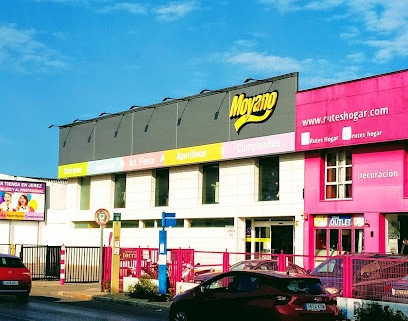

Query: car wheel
<box><xmin>172</xmin><ymin>310</ymin><xmax>189</xmax><ymax>321</ymax></box>
<box><xmin>16</xmin><ymin>292</ymin><xmax>29</xmax><ymax>302</ymax></box>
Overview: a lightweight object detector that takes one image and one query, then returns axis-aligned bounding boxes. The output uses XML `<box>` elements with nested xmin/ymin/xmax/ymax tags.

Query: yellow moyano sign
<box><xmin>229</xmin><ymin>91</ymin><xmax>278</xmax><ymax>132</ymax></box>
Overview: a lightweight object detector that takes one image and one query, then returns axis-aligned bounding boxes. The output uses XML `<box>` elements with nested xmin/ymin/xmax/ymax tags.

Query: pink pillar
<box><xmin>364</xmin><ymin>212</ymin><xmax>386</xmax><ymax>253</ymax></box>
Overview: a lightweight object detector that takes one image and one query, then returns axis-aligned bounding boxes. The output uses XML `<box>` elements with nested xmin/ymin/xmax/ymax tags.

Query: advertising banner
<box><xmin>296</xmin><ymin>70</ymin><xmax>408</xmax><ymax>150</ymax></box>
<box><xmin>0</xmin><ymin>180</ymin><xmax>46</xmax><ymax>221</ymax></box>
<box><xmin>58</xmin><ymin>131</ymin><xmax>295</xmax><ymax>178</ymax></box>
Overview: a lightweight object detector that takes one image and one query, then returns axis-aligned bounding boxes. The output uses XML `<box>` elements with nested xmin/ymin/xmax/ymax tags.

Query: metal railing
<box><xmin>6</xmin><ymin>243</ymin><xmax>408</xmax><ymax>303</ymax></box>
<box><xmin>18</xmin><ymin>244</ymin><xmax>99</xmax><ymax>283</ymax></box>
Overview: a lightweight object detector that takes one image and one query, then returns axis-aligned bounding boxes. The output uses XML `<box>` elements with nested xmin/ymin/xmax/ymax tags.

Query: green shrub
<box><xmin>127</xmin><ymin>274</ymin><xmax>170</xmax><ymax>301</ymax></box>
<box><xmin>355</xmin><ymin>302</ymin><xmax>408</xmax><ymax>321</ymax></box>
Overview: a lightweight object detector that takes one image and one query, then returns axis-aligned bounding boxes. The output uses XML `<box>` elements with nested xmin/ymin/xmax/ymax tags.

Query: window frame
<box><xmin>258</xmin><ymin>156</ymin><xmax>280</xmax><ymax>201</ymax></box>
<box><xmin>113</xmin><ymin>173</ymin><xmax>126</xmax><ymax>208</ymax></box>
<box><xmin>155</xmin><ymin>168</ymin><xmax>169</xmax><ymax>207</ymax></box>
<box><xmin>79</xmin><ymin>176</ymin><xmax>91</xmax><ymax>210</ymax></box>
<box><xmin>325</xmin><ymin>150</ymin><xmax>352</xmax><ymax>200</ymax></box>
<box><xmin>202</xmin><ymin>163</ymin><xmax>219</xmax><ymax>204</ymax></box>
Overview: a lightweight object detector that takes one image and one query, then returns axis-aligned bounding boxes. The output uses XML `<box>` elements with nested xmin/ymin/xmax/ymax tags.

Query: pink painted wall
<box><xmin>296</xmin><ymin>70</ymin><xmax>408</xmax><ymax>151</ymax></box>
<box><xmin>305</xmin><ymin>143</ymin><xmax>407</xmax><ymax>213</ymax></box>
<box><xmin>303</xmin><ymin>143</ymin><xmax>405</xmax><ymax>255</ymax></box>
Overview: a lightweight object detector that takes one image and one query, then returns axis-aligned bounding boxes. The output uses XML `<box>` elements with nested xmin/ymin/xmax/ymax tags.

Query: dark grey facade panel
<box><xmin>59</xmin><ymin>123</ymin><xmax>95</xmax><ymax>164</ymax></box>
<box><xmin>94</xmin><ymin>114</ymin><xmax>133</xmax><ymax>160</ymax></box>
<box><xmin>58</xmin><ymin>72</ymin><xmax>298</xmax><ymax>166</ymax></box>
<box><xmin>132</xmin><ymin>103</ymin><xmax>177</xmax><ymax>155</ymax></box>
<box><xmin>177</xmin><ymin>93</ymin><xmax>230</xmax><ymax>147</ymax></box>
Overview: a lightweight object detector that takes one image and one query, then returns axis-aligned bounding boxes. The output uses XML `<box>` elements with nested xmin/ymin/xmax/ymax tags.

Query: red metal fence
<box><xmin>102</xmin><ymin>247</ymin><xmax>408</xmax><ymax>302</ymax></box>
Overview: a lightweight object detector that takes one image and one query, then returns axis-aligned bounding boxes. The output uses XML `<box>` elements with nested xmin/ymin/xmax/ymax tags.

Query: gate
<box><xmin>20</xmin><ymin>245</ymin><xmax>100</xmax><ymax>282</ymax></box>
<box><xmin>64</xmin><ymin>246</ymin><xmax>99</xmax><ymax>283</ymax></box>
<box><xmin>20</xmin><ymin>245</ymin><xmax>60</xmax><ymax>280</ymax></box>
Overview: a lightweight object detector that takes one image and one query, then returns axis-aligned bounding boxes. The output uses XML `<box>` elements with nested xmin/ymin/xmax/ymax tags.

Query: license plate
<box><xmin>394</xmin><ymin>289</ymin><xmax>408</xmax><ymax>296</ymax></box>
<box><xmin>305</xmin><ymin>303</ymin><xmax>326</xmax><ymax>311</ymax></box>
<box><xmin>2</xmin><ymin>281</ymin><xmax>18</xmax><ymax>285</ymax></box>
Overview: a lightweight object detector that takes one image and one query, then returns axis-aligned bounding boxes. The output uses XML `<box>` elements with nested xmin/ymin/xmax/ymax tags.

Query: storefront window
<box><xmin>155</xmin><ymin>168</ymin><xmax>169</xmax><ymax>207</ymax></box>
<box><xmin>330</xmin><ymin>229</ymin><xmax>339</xmax><ymax>253</ymax></box>
<box><xmin>202</xmin><ymin>163</ymin><xmax>219</xmax><ymax>204</ymax></box>
<box><xmin>341</xmin><ymin>229</ymin><xmax>351</xmax><ymax>253</ymax></box>
<box><xmin>315</xmin><ymin>229</ymin><xmax>327</xmax><ymax>256</ymax></box>
<box><xmin>259</xmin><ymin>156</ymin><xmax>279</xmax><ymax>201</ymax></box>
<box><xmin>79</xmin><ymin>176</ymin><xmax>90</xmax><ymax>210</ymax></box>
<box><xmin>113</xmin><ymin>173</ymin><xmax>126</xmax><ymax>208</ymax></box>
<box><xmin>325</xmin><ymin>150</ymin><xmax>352</xmax><ymax>199</ymax></box>
<box><xmin>354</xmin><ymin>229</ymin><xmax>364</xmax><ymax>253</ymax></box>
<box><xmin>314</xmin><ymin>215</ymin><xmax>364</xmax><ymax>256</ymax></box>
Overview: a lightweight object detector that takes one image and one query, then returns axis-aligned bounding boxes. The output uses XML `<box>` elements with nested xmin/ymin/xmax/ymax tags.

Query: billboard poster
<box><xmin>0</xmin><ymin>180</ymin><xmax>46</xmax><ymax>221</ymax></box>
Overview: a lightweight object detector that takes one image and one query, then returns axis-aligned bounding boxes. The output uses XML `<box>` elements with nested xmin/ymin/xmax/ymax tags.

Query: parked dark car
<box><xmin>193</xmin><ymin>259</ymin><xmax>307</xmax><ymax>283</ymax></box>
<box><xmin>382</xmin><ymin>274</ymin><xmax>408</xmax><ymax>303</ymax></box>
<box><xmin>309</xmin><ymin>253</ymin><xmax>408</xmax><ymax>300</ymax></box>
<box><xmin>0</xmin><ymin>253</ymin><xmax>31</xmax><ymax>302</ymax></box>
<box><xmin>169</xmin><ymin>270</ymin><xmax>340</xmax><ymax>321</ymax></box>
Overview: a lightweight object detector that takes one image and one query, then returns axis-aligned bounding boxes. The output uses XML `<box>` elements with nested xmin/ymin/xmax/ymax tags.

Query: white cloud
<box><xmin>340</xmin><ymin>26</ymin><xmax>360</xmax><ymax>40</ymax></box>
<box><xmin>257</xmin><ymin>1</ymin><xmax>408</xmax><ymax>64</ymax></box>
<box><xmin>257</xmin><ymin>0</ymin><xmax>343</xmax><ymax>13</ymax></box>
<box><xmin>257</xmin><ymin>0</ymin><xmax>301</xmax><ymax>13</ymax></box>
<box><xmin>347</xmin><ymin>52</ymin><xmax>365</xmax><ymax>63</ymax></box>
<box><xmin>366</xmin><ymin>27</ymin><xmax>408</xmax><ymax>63</ymax></box>
<box><xmin>303</xmin><ymin>0</ymin><xmax>344</xmax><ymax>11</ymax></box>
<box><xmin>223</xmin><ymin>51</ymin><xmax>301</xmax><ymax>73</ymax></box>
<box><xmin>0</xmin><ymin>25</ymin><xmax>68</xmax><ymax>73</ymax></box>
<box><xmin>348</xmin><ymin>2</ymin><xmax>408</xmax><ymax>33</ymax></box>
<box><xmin>153</xmin><ymin>1</ymin><xmax>200</xmax><ymax>22</ymax></box>
<box><xmin>299</xmin><ymin>59</ymin><xmax>364</xmax><ymax>89</ymax></box>
<box><xmin>96</xmin><ymin>2</ymin><xmax>147</xmax><ymax>14</ymax></box>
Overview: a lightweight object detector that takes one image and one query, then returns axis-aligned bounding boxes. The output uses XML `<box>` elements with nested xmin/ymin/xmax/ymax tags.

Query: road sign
<box><xmin>113</xmin><ymin>212</ymin><xmax>121</xmax><ymax>221</ymax></box>
<box><xmin>162</xmin><ymin>212</ymin><xmax>176</xmax><ymax>227</ymax></box>
<box><xmin>94</xmin><ymin>208</ymin><xmax>110</xmax><ymax>226</ymax></box>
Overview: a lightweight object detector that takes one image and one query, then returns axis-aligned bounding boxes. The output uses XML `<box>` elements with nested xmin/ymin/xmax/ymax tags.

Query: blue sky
<box><xmin>1</xmin><ymin>0</ymin><xmax>408</xmax><ymax>178</ymax></box>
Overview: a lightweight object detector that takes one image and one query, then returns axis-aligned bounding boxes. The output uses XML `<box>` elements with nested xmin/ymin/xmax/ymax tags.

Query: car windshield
<box><xmin>230</xmin><ymin>261</ymin><xmax>260</xmax><ymax>271</ymax></box>
<box><xmin>314</xmin><ymin>259</ymin><xmax>341</xmax><ymax>273</ymax></box>
<box><xmin>0</xmin><ymin>257</ymin><xmax>25</xmax><ymax>268</ymax></box>
<box><xmin>280</xmin><ymin>279</ymin><xmax>326</xmax><ymax>295</ymax></box>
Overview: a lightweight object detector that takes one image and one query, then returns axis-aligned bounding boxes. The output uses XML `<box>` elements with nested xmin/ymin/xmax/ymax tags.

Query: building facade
<box><xmin>56</xmin><ymin>72</ymin><xmax>305</xmax><ymax>255</ymax></box>
<box><xmin>296</xmin><ymin>69</ymin><xmax>408</xmax><ymax>258</ymax></box>
<box><xmin>4</xmin><ymin>69</ymin><xmax>406</xmax><ymax>259</ymax></box>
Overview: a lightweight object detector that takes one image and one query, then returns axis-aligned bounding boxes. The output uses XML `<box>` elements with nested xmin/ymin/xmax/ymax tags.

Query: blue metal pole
<box><xmin>158</xmin><ymin>229</ymin><xmax>167</xmax><ymax>294</ymax></box>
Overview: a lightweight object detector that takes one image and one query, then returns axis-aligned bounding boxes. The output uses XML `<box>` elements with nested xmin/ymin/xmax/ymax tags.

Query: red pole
<box><xmin>60</xmin><ymin>245</ymin><xmax>66</xmax><ymax>285</ymax></box>
<box><xmin>342</xmin><ymin>255</ymin><xmax>351</xmax><ymax>298</ymax></box>
<box><xmin>278</xmin><ymin>250</ymin><xmax>286</xmax><ymax>272</ymax></box>
<box><xmin>222</xmin><ymin>249</ymin><xmax>229</xmax><ymax>272</ymax></box>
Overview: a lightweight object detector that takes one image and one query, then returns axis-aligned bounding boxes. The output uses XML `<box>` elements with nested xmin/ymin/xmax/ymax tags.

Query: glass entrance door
<box><xmin>316</xmin><ymin>228</ymin><xmax>363</xmax><ymax>256</ymax></box>
<box><xmin>329</xmin><ymin>229</ymin><xmax>351</xmax><ymax>254</ymax></box>
<box><xmin>271</xmin><ymin>225</ymin><xmax>293</xmax><ymax>254</ymax></box>
<box><xmin>254</xmin><ymin>226</ymin><xmax>271</xmax><ymax>256</ymax></box>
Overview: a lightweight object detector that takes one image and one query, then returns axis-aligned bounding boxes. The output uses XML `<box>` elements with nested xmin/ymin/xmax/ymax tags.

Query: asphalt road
<box><xmin>0</xmin><ymin>293</ymin><xmax>169</xmax><ymax>321</ymax></box>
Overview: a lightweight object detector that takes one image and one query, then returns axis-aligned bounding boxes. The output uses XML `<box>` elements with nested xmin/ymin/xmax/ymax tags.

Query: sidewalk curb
<box><xmin>57</xmin><ymin>291</ymin><xmax>99</xmax><ymax>301</ymax></box>
<box><xmin>93</xmin><ymin>295</ymin><xmax>170</xmax><ymax>311</ymax></box>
